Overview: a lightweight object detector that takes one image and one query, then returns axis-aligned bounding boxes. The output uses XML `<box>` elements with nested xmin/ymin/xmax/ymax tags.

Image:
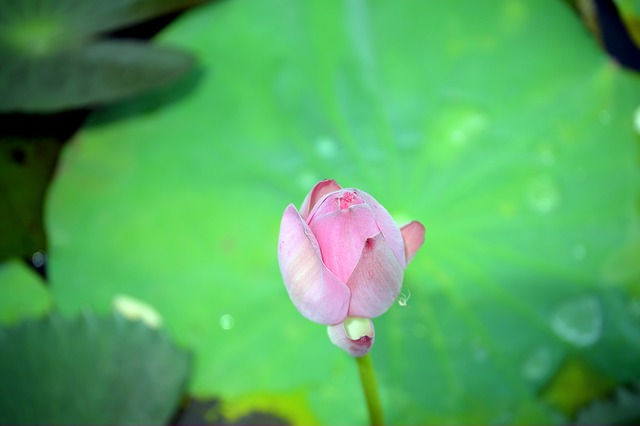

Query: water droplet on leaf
<box><xmin>315</xmin><ymin>137</ymin><xmax>338</xmax><ymax>158</ymax></box>
<box><xmin>447</xmin><ymin>110</ymin><xmax>489</xmax><ymax>146</ymax></box>
<box><xmin>219</xmin><ymin>314</ymin><xmax>235</xmax><ymax>330</ymax></box>
<box><xmin>551</xmin><ymin>294</ymin><xmax>602</xmax><ymax>347</ymax></box>
<box><xmin>572</xmin><ymin>244</ymin><xmax>586</xmax><ymax>261</ymax></box>
<box><xmin>522</xmin><ymin>347</ymin><xmax>553</xmax><ymax>381</ymax></box>
<box><xmin>471</xmin><ymin>339</ymin><xmax>489</xmax><ymax>363</ymax></box>
<box><xmin>31</xmin><ymin>251</ymin><xmax>46</xmax><ymax>268</ymax></box>
<box><xmin>537</xmin><ymin>145</ymin><xmax>555</xmax><ymax>166</ymax></box>
<box><xmin>526</xmin><ymin>175</ymin><xmax>560</xmax><ymax>213</ymax></box>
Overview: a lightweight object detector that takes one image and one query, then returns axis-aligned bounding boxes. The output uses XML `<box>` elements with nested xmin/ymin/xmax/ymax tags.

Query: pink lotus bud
<box><xmin>278</xmin><ymin>179</ymin><xmax>425</xmax><ymax>356</ymax></box>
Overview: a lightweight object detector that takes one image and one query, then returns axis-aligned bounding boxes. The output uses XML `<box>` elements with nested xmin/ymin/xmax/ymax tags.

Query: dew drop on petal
<box><xmin>551</xmin><ymin>294</ymin><xmax>602</xmax><ymax>347</ymax></box>
<box><xmin>397</xmin><ymin>289</ymin><xmax>411</xmax><ymax>307</ymax></box>
<box><xmin>219</xmin><ymin>314</ymin><xmax>235</xmax><ymax>330</ymax></box>
<box><xmin>447</xmin><ymin>108</ymin><xmax>489</xmax><ymax>146</ymax></box>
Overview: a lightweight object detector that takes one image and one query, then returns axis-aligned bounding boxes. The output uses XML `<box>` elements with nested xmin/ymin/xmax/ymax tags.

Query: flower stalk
<box><xmin>356</xmin><ymin>353</ymin><xmax>384</xmax><ymax>425</ymax></box>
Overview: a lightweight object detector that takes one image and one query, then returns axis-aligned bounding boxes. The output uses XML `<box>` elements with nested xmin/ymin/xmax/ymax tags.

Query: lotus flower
<box><xmin>278</xmin><ymin>179</ymin><xmax>425</xmax><ymax>357</ymax></box>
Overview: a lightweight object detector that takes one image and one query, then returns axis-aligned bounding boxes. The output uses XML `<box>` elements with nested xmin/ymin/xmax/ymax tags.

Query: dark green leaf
<box><xmin>0</xmin><ymin>40</ymin><xmax>194</xmax><ymax>113</ymax></box>
<box><xmin>0</xmin><ymin>136</ymin><xmax>61</xmax><ymax>259</ymax></box>
<box><xmin>576</xmin><ymin>381</ymin><xmax>640</xmax><ymax>425</ymax></box>
<box><xmin>0</xmin><ymin>0</ymin><xmax>208</xmax><ymax>43</ymax></box>
<box><xmin>0</xmin><ymin>312</ymin><xmax>191</xmax><ymax>424</ymax></box>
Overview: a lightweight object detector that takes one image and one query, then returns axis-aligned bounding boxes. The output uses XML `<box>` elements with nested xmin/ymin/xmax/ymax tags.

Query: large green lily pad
<box><xmin>46</xmin><ymin>0</ymin><xmax>640</xmax><ymax>424</ymax></box>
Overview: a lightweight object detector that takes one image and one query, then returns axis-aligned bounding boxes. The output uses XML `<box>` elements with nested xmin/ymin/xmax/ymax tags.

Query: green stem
<box><xmin>356</xmin><ymin>353</ymin><xmax>384</xmax><ymax>425</ymax></box>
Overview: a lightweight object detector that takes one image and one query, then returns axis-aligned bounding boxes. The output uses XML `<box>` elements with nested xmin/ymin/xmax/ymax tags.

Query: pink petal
<box><xmin>358</xmin><ymin>191</ymin><xmax>406</xmax><ymax>268</ymax></box>
<box><xmin>347</xmin><ymin>232</ymin><xmax>404</xmax><ymax>318</ymax></box>
<box><xmin>401</xmin><ymin>221</ymin><xmax>426</xmax><ymax>264</ymax></box>
<box><xmin>327</xmin><ymin>317</ymin><xmax>375</xmax><ymax>357</ymax></box>
<box><xmin>309</xmin><ymin>204</ymin><xmax>380</xmax><ymax>283</ymax></box>
<box><xmin>278</xmin><ymin>204</ymin><xmax>350</xmax><ymax>325</ymax></box>
<box><xmin>299</xmin><ymin>179</ymin><xmax>342</xmax><ymax>221</ymax></box>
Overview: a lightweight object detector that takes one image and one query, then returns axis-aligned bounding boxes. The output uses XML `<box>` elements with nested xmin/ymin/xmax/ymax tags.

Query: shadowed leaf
<box><xmin>0</xmin><ymin>312</ymin><xmax>191</xmax><ymax>424</ymax></box>
<box><xmin>0</xmin><ymin>136</ymin><xmax>62</xmax><ymax>258</ymax></box>
<box><xmin>0</xmin><ymin>40</ymin><xmax>194</xmax><ymax>113</ymax></box>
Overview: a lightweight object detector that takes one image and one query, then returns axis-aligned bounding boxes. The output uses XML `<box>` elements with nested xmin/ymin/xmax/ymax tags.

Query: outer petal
<box><xmin>327</xmin><ymin>317</ymin><xmax>375</xmax><ymax>357</ymax></box>
<box><xmin>299</xmin><ymin>179</ymin><xmax>342</xmax><ymax>221</ymax></box>
<box><xmin>400</xmin><ymin>221</ymin><xmax>426</xmax><ymax>264</ymax></box>
<box><xmin>347</xmin><ymin>232</ymin><xmax>404</xmax><ymax>318</ymax></box>
<box><xmin>358</xmin><ymin>191</ymin><xmax>406</xmax><ymax>268</ymax></box>
<box><xmin>278</xmin><ymin>204</ymin><xmax>350</xmax><ymax>325</ymax></box>
<box><xmin>309</xmin><ymin>204</ymin><xmax>380</xmax><ymax>283</ymax></box>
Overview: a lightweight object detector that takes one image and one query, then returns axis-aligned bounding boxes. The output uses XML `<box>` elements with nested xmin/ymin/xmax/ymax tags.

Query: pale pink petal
<box><xmin>347</xmin><ymin>232</ymin><xmax>404</xmax><ymax>318</ymax></box>
<box><xmin>278</xmin><ymin>204</ymin><xmax>350</xmax><ymax>325</ymax></box>
<box><xmin>401</xmin><ymin>221</ymin><xmax>426</xmax><ymax>264</ymax></box>
<box><xmin>358</xmin><ymin>191</ymin><xmax>406</xmax><ymax>268</ymax></box>
<box><xmin>327</xmin><ymin>317</ymin><xmax>375</xmax><ymax>357</ymax></box>
<box><xmin>299</xmin><ymin>179</ymin><xmax>342</xmax><ymax>220</ymax></box>
<box><xmin>309</xmin><ymin>204</ymin><xmax>380</xmax><ymax>283</ymax></box>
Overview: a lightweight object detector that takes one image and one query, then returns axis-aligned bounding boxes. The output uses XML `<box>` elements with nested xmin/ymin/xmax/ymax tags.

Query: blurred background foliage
<box><xmin>1</xmin><ymin>0</ymin><xmax>640</xmax><ymax>424</ymax></box>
